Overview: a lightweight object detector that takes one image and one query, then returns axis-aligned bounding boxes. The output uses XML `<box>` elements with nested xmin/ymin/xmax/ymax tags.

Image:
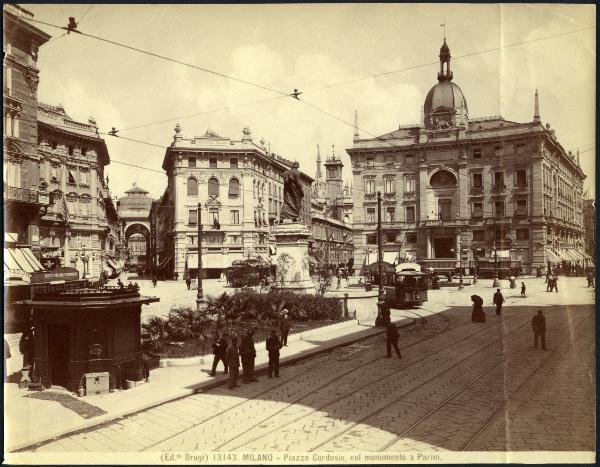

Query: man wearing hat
<box><xmin>280</xmin><ymin>311</ymin><xmax>290</xmax><ymax>347</ymax></box>
<box><xmin>266</xmin><ymin>330</ymin><xmax>282</xmax><ymax>378</ymax></box>
<box><xmin>239</xmin><ymin>329</ymin><xmax>258</xmax><ymax>383</ymax></box>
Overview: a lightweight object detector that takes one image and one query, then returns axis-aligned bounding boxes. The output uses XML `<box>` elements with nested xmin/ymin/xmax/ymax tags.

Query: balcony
<box><xmin>514</xmin><ymin>184</ymin><xmax>529</xmax><ymax>192</ymax></box>
<box><xmin>420</xmin><ymin>218</ymin><xmax>469</xmax><ymax>228</ymax></box>
<box><xmin>4</xmin><ymin>184</ymin><xmax>40</xmax><ymax>204</ymax></box>
<box><xmin>484</xmin><ymin>216</ymin><xmax>512</xmax><ymax>225</ymax></box>
<box><xmin>470</xmin><ymin>186</ymin><xmax>484</xmax><ymax>195</ymax></box>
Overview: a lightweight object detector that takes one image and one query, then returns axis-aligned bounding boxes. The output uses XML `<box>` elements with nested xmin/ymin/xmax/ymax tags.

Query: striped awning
<box><xmin>546</xmin><ymin>250</ymin><xmax>561</xmax><ymax>264</ymax></box>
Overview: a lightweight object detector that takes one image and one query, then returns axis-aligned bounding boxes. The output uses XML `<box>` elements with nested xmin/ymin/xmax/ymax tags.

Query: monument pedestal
<box><xmin>272</xmin><ymin>222</ymin><xmax>316</xmax><ymax>294</ymax></box>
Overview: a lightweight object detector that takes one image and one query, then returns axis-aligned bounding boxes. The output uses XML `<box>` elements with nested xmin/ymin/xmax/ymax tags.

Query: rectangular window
<box><xmin>473</xmin><ymin>230</ymin><xmax>485</xmax><ymax>242</ymax></box>
<box><xmin>366</xmin><ymin>156</ymin><xmax>374</xmax><ymax>167</ymax></box>
<box><xmin>188</xmin><ymin>157</ymin><xmax>196</xmax><ymax>168</ymax></box>
<box><xmin>367</xmin><ymin>234</ymin><xmax>377</xmax><ymax>245</ymax></box>
<box><xmin>5</xmin><ymin>66</ymin><xmax>12</xmax><ymax>95</ymax></box>
<box><xmin>516</xmin><ymin>229</ymin><xmax>529</xmax><ymax>240</ymax></box>
<box><xmin>494</xmin><ymin>201</ymin><xmax>505</xmax><ymax>217</ymax></box>
<box><xmin>494</xmin><ymin>171</ymin><xmax>504</xmax><ymax>188</ymax></box>
<box><xmin>68</xmin><ymin>168</ymin><xmax>77</xmax><ymax>184</ymax></box>
<box><xmin>406</xmin><ymin>233</ymin><xmax>417</xmax><ymax>244</ymax></box>
<box><xmin>405</xmin><ymin>154</ymin><xmax>414</xmax><ymax>164</ymax></box>
<box><xmin>189</xmin><ymin>209</ymin><xmax>198</xmax><ymax>225</ymax></box>
<box><xmin>366</xmin><ymin>208</ymin><xmax>376</xmax><ymax>223</ymax></box>
<box><xmin>187</xmin><ymin>235</ymin><xmax>196</xmax><ymax>245</ymax></box>
<box><xmin>385</xmin><ymin>155</ymin><xmax>394</xmax><ymax>165</ymax></box>
<box><xmin>473</xmin><ymin>148</ymin><xmax>482</xmax><ymax>159</ymax></box>
<box><xmin>209</xmin><ymin>209</ymin><xmax>219</xmax><ymax>224</ymax></box>
<box><xmin>516</xmin><ymin>169</ymin><xmax>527</xmax><ymax>187</ymax></box>
<box><xmin>230</xmin><ymin>235</ymin><xmax>241</xmax><ymax>245</ymax></box>
<box><xmin>209</xmin><ymin>157</ymin><xmax>217</xmax><ymax>168</ymax></box>
<box><xmin>472</xmin><ymin>202</ymin><xmax>483</xmax><ymax>218</ymax></box>
<box><xmin>404</xmin><ymin>177</ymin><xmax>415</xmax><ymax>193</ymax></box>
<box><xmin>80</xmin><ymin>202</ymin><xmax>90</xmax><ymax>217</ymax></box>
<box><xmin>472</xmin><ymin>173</ymin><xmax>483</xmax><ymax>188</ymax></box>
<box><xmin>230</xmin><ymin>210</ymin><xmax>239</xmax><ymax>224</ymax></box>
<box><xmin>516</xmin><ymin>143</ymin><xmax>526</xmax><ymax>154</ymax></box>
<box><xmin>365</xmin><ymin>179</ymin><xmax>375</xmax><ymax>194</ymax></box>
<box><xmin>384</xmin><ymin>178</ymin><xmax>394</xmax><ymax>194</ymax></box>
<box><xmin>385</xmin><ymin>233</ymin><xmax>396</xmax><ymax>243</ymax></box>
<box><xmin>406</xmin><ymin>206</ymin><xmax>415</xmax><ymax>222</ymax></box>
<box><xmin>80</xmin><ymin>170</ymin><xmax>90</xmax><ymax>185</ymax></box>
<box><xmin>494</xmin><ymin>145</ymin><xmax>502</xmax><ymax>156</ymax></box>
<box><xmin>385</xmin><ymin>207</ymin><xmax>395</xmax><ymax>222</ymax></box>
<box><xmin>230</xmin><ymin>158</ymin><xmax>238</xmax><ymax>168</ymax></box>
<box><xmin>515</xmin><ymin>199</ymin><xmax>527</xmax><ymax>216</ymax></box>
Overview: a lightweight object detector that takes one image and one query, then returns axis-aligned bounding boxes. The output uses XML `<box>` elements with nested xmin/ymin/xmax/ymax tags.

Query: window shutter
<box><xmin>228</xmin><ymin>178</ymin><xmax>240</xmax><ymax>196</ymax></box>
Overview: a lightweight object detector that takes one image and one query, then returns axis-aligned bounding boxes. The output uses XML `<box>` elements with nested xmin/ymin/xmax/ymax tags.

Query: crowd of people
<box><xmin>209</xmin><ymin>310</ymin><xmax>291</xmax><ymax>389</ymax></box>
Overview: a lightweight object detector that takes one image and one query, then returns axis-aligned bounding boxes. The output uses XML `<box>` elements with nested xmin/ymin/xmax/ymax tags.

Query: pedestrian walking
<box><xmin>209</xmin><ymin>332</ymin><xmax>228</xmax><ymax>376</ymax></box>
<box><xmin>152</xmin><ymin>274</ymin><xmax>158</xmax><ymax>288</ymax></box>
<box><xmin>266</xmin><ymin>330</ymin><xmax>282</xmax><ymax>378</ymax></box>
<box><xmin>470</xmin><ymin>295</ymin><xmax>485</xmax><ymax>323</ymax></box>
<box><xmin>225</xmin><ymin>337</ymin><xmax>240</xmax><ymax>389</ymax></box>
<box><xmin>280</xmin><ymin>311</ymin><xmax>290</xmax><ymax>347</ymax></box>
<box><xmin>174</xmin><ymin>271</ymin><xmax>179</xmax><ymax>281</ymax></box>
<box><xmin>509</xmin><ymin>274</ymin><xmax>516</xmax><ymax>289</ymax></box>
<box><xmin>186</xmin><ymin>277</ymin><xmax>191</xmax><ymax>290</ymax></box>
<box><xmin>117</xmin><ymin>278</ymin><xmax>125</xmax><ymax>289</ymax></box>
<box><xmin>546</xmin><ymin>274</ymin><xmax>553</xmax><ymax>292</ymax></box>
<box><xmin>239</xmin><ymin>330</ymin><xmax>258</xmax><ymax>383</ymax></box>
<box><xmin>520</xmin><ymin>282</ymin><xmax>526</xmax><ymax>298</ymax></box>
<box><xmin>531</xmin><ymin>310</ymin><xmax>547</xmax><ymax>350</ymax></box>
<box><xmin>492</xmin><ymin>289</ymin><xmax>505</xmax><ymax>315</ymax></box>
<box><xmin>551</xmin><ymin>276</ymin><xmax>559</xmax><ymax>293</ymax></box>
<box><xmin>385</xmin><ymin>322</ymin><xmax>402</xmax><ymax>358</ymax></box>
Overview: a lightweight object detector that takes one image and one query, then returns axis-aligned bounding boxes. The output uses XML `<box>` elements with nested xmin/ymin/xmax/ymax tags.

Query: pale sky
<box><xmin>26</xmin><ymin>3</ymin><xmax>596</xmax><ymax>199</ymax></box>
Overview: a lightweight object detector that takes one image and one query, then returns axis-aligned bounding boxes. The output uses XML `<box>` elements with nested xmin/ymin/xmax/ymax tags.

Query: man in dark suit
<box><xmin>239</xmin><ymin>330</ymin><xmax>258</xmax><ymax>383</ymax></box>
<box><xmin>386</xmin><ymin>322</ymin><xmax>402</xmax><ymax>358</ymax></box>
<box><xmin>225</xmin><ymin>337</ymin><xmax>240</xmax><ymax>390</ymax></box>
<box><xmin>279</xmin><ymin>311</ymin><xmax>290</xmax><ymax>347</ymax></box>
<box><xmin>209</xmin><ymin>332</ymin><xmax>228</xmax><ymax>376</ymax></box>
<box><xmin>531</xmin><ymin>310</ymin><xmax>547</xmax><ymax>350</ymax></box>
<box><xmin>266</xmin><ymin>330</ymin><xmax>282</xmax><ymax>378</ymax></box>
<box><xmin>492</xmin><ymin>289</ymin><xmax>505</xmax><ymax>315</ymax></box>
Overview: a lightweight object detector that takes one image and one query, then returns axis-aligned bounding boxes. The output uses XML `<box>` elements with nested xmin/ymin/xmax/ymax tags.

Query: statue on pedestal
<box><xmin>280</xmin><ymin>161</ymin><xmax>303</xmax><ymax>223</ymax></box>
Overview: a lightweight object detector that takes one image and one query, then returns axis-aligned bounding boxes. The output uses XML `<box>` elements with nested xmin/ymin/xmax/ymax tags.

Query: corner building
<box><xmin>158</xmin><ymin>125</ymin><xmax>312</xmax><ymax>279</ymax></box>
<box><xmin>348</xmin><ymin>39</ymin><xmax>586</xmax><ymax>274</ymax></box>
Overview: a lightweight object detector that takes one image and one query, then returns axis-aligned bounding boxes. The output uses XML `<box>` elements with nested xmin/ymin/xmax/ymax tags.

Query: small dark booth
<box><xmin>20</xmin><ymin>283</ymin><xmax>159</xmax><ymax>392</ymax></box>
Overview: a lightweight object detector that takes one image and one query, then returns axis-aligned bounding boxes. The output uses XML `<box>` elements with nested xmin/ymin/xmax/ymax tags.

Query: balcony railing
<box><xmin>4</xmin><ymin>184</ymin><xmax>39</xmax><ymax>203</ymax></box>
<box><xmin>420</xmin><ymin>218</ymin><xmax>469</xmax><ymax>227</ymax></box>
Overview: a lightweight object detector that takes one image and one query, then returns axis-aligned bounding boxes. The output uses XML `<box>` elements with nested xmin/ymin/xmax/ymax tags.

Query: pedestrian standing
<box><xmin>470</xmin><ymin>295</ymin><xmax>485</xmax><ymax>323</ymax></box>
<box><xmin>280</xmin><ymin>311</ymin><xmax>290</xmax><ymax>347</ymax></box>
<box><xmin>209</xmin><ymin>332</ymin><xmax>228</xmax><ymax>376</ymax></box>
<box><xmin>552</xmin><ymin>276</ymin><xmax>559</xmax><ymax>293</ymax></box>
<box><xmin>531</xmin><ymin>310</ymin><xmax>547</xmax><ymax>350</ymax></box>
<box><xmin>152</xmin><ymin>274</ymin><xmax>158</xmax><ymax>288</ymax></box>
<box><xmin>174</xmin><ymin>271</ymin><xmax>179</xmax><ymax>281</ymax></box>
<box><xmin>186</xmin><ymin>277</ymin><xmax>191</xmax><ymax>290</ymax></box>
<box><xmin>492</xmin><ymin>289</ymin><xmax>505</xmax><ymax>315</ymax></box>
<box><xmin>239</xmin><ymin>330</ymin><xmax>258</xmax><ymax>383</ymax></box>
<box><xmin>520</xmin><ymin>282</ymin><xmax>526</xmax><ymax>298</ymax></box>
<box><xmin>266</xmin><ymin>330</ymin><xmax>282</xmax><ymax>378</ymax></box>
<box><xmin>225</xmin><ymin>337</ymin><xmax>240</xmax><ymax>389</ymax></box>
<box><xmin>117</xmin><ymin>278</ymin><xmax>125</xmax><ymax>289</ymax></box>
<box><xmin>385</xmin><ymin>322</ymin><xmax>402</xmax><ymax>358</ymax></box>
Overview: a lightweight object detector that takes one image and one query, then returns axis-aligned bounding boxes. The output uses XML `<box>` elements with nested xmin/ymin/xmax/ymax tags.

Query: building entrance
<box><xmin>48</xmin><ymin>324</ymin><xmax>70</xmax><ymax>387</ymax></box>
<box><xmin>434</xmin><ymin>237</ymin><xmax>455</xmax><ymax>258</ymax></box>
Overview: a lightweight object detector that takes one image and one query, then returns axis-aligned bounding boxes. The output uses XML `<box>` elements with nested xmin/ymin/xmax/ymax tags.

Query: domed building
<box><xmin>117</xmin><ymin>184</ymin><xmax>154</xmax><ymax>272</ymax></box>
<box><xmin>347</xmin><ymin>38</ymin><xmax>589</xmax><ymax>278</ymax></box>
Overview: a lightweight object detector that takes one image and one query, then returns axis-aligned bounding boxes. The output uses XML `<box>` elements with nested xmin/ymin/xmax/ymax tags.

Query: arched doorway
<box><xmin>428</xmin><ymin>169</ymin><xmax>458</xmax><ymax>259</ymax></box>
<box><xmin>124</xmin><ymin>223</ymin><xmax>151</xmax><ymax>276</ymax></box>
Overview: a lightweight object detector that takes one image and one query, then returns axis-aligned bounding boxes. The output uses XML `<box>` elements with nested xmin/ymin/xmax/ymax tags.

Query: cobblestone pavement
<box><xmin>27</xmin><ymin>304</ymin><xmax>595</xmax><ymax>453</ymax></box>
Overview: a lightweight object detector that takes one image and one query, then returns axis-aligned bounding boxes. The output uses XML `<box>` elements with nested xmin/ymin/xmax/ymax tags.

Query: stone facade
<box><xmin>117</xmin><ymin>185</ymin><xmax>153</xmax><ymax>272</ymax></box>
<box><xmin>583</xmin><ymin>199</ymin><xmax>595</xmax><ymax>262</ymax></box>
<box><xmin>3</xmin><ymin>5</ymin><xmax>51</xmax><ymax>258</ymax></box>
<box><xmin>37</xmin><ymin>102</ymin><xmax>124</xmax><ymax>279</ymax></box>
<box><xmin>157</xmin><ymin>125</ymin><xmax>313</xmax><ymax>279</ymax></box>
<box><xmin>310</xmin><ymin>202</ymin><xmax>354</xmax><ymax>269</ymax></box>
<box><xmin>348</xmin><ymin>40</ymin><xmax>586</xmax><ymax>275</ymax></box>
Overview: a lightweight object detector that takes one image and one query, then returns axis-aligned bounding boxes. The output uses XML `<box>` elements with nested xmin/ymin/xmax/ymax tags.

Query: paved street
<box><xmin>24</xmin><ymin>298</ymin><xmax>595</xmax><ymax>453</ymax></box>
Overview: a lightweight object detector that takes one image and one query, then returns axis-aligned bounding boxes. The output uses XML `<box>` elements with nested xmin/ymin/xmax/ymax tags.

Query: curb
<box><xmin>12</xmin><ymin>316</ymin><xmax>415</xmax><ymax>452</ymax></box>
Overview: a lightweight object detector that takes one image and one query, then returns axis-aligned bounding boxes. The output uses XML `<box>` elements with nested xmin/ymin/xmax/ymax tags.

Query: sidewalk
<box><xmin>5</xmin><ymin>311</ymin><xmax>414</xmax><ymax>452</ymax></box>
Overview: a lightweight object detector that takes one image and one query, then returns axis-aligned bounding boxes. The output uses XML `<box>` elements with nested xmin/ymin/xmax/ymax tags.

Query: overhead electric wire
<box><xmin>77</xmin><ymin>4</ymin><xmax>95</xmax><ymax>24</ymax></box>
<box><xmin>21</xmin><ymin>16</ymin><xmax>290</xmax><ymax>98</ymax></box>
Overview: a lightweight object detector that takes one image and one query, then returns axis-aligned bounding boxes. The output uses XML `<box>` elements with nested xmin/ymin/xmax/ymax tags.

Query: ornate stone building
<box><xmin>156</xmin><ymin>125</ymin><xmax>313</xmax><ymax>279</ymax></box>
<box><xmin>583</xmin><ymin>199</ymin><xmax>595</xmax><ymax>263</ymax></box>
<box><xmin>117</xmin><ymin>184</ymin><xmax>153</xmax><ymax>271</ymax></box>
<box><xmin>3</xmin><ymin>5</ymin><xmax>51</xmax><ymax>262</ymax></box>
<box><xmin>348</xmin><ymin>39</ymin><xmax>587</xmax><ymax>274</ymax></box>
<box><xmin>37</xmin><ymin>102</ymin><xmax>123</xmax><ymax>279</ymax></box>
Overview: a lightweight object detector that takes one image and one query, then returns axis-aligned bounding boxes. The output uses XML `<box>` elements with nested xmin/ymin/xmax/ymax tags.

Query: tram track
<box><xmin>213</xmin><ymin>312</ymin><xmax>529</xmax><ymax>452</ymax></box>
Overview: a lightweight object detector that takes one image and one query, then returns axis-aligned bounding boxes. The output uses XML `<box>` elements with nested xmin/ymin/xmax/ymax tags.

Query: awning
<box><xmin>4</xmin><ymin>232</ymin><xmax>19</xmax><ymax>243</ymax></box>
<box><xmin>382</xmin><ymin>252</ymin><xmax>398</xmax><ymax>265</ymax></box>
<box><xmin>556</xmin><ymin>250</ymin><xmax>571</xmax><ymax>262</ymax></box>
<box><xmin>546</xmin><ymin>250</ymin><xmax>561</xmax><ymax>264</ymax></box>
<box><xmin>568</xmin><ymin>249</ymin><xmax>583</xmax><ymax>261</ymax></box>
<box><xmin>7</xmin><ymin>247</ymin><xmax>43</xmax><ymax>273</ymax></box>
<box><xmin>489</xmin><ymin>249</ymin><xmax>510</xmax><ymax>258</ymax></box>
<box><xmin>187</xmin><ymin>255</ymin><xmax>198</xmax><ymax>269</ymax></box>
<box><xmin>22</xmin><ymin>248</ymin><xmax>45</xmax><ymax>270</ymax></box>
<box><xmin>106</xmin><ymin>258</ymin><xmax>118</xmax><ymax>270</ymax></box>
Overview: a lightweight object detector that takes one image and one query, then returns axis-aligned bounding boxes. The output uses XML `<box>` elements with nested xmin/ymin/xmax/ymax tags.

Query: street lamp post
<box><xmin>458</xmin><ymin>242</ymin><xmax>464</xmax><ymax>290</ymax></box>
<box><xmin>375</xmin><ymin>191</ymin><xmax>386</xmax><ymax>326</ymax></box>
<box><xmin>492</xmin><ymin>217</ymin><xmax>500</xmax><ymax>287</ymax></box>
<box><xmin>196</xmin><ymin>202</ymin><xmax>205</xmax><ymax>310</ymax></box>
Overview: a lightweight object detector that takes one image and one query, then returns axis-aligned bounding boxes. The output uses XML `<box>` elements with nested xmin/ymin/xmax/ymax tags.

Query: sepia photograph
<box><xmin>3</xmin><ymin>2</ymin><xmax>596</xmax><ymax>464</ymax></box>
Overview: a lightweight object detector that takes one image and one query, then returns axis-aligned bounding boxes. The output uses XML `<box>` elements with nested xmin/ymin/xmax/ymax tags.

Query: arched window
<box><xmin>228</xmin><ymin>178</ymin><xmax>240</xmax><ymax>197</ymax></box>
<box><xmin>208</xmin><ymin>177</ymin><xmax>219</xmax><ymax>197</ymax></box>
<box><xmin>187</xmin><ymin>177</ymin><xmax>198</xmax><ymax>196</ymax></box>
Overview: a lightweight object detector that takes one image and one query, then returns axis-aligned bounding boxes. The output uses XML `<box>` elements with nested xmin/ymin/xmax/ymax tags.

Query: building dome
<box><xmin>424</xmin><ymin>80</ymin><xmax>468</xmax><ymax>115</ymax></box>
<box><xmin>118</xmin><ymin>185</ymin><xmax>153</xmax><ymax>211</ymax></box>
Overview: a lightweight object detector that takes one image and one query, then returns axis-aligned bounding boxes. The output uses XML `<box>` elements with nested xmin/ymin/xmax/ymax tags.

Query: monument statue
<box><xmin>280</xmin><ymin>161</ymin><xmax>304</xmax><ymax>222</ymax></box>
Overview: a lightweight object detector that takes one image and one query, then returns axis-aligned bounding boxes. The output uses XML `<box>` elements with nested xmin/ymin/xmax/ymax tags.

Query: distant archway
<box><xmin>124</xmin><ymin>223</ymin><xmax>151</xmax><ymax>274</ymax></box>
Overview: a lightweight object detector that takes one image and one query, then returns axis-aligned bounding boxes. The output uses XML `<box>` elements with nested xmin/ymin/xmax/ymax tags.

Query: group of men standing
<box><xmin>209</xmin><ymin>311</ymin><xmax>291</xmax><ymax>390</ymax></box>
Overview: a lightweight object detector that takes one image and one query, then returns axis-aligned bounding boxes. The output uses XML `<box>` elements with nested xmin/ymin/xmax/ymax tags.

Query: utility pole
<box><xmin>375</xmin><ymin>191</ymin><xmax>386</xmax><ymax>326</ymax></box>
<box><xmin>196</xmin><ymin>202</ymin><xmax>205</xmax><ymax>310</ymax></box>
<box><xmin>458</xmin><ymin>239</ymin><xmax>464</xmax><ymax>290</ymax></box>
